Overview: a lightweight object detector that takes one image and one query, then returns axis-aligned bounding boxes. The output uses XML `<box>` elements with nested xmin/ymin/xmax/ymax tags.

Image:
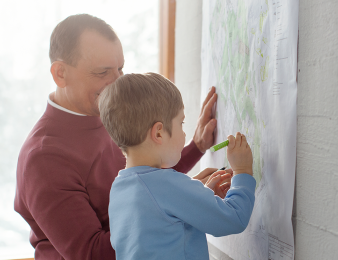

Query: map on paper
<box><xmin>200</xmin><ymin>0</ymin><xmax>298</xmax><ymax>259</ymax></box>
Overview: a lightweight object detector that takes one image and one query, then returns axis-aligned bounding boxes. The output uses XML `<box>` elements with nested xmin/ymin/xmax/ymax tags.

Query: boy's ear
<box><xmin>50</xmin><ymin>61</ymin><xmax>67</xmax><ymax>89</ymax></box>
<box><xmin>150</xmin><ymin>122</ymin><xmax>164</xmax><ymax>144</ymax></box>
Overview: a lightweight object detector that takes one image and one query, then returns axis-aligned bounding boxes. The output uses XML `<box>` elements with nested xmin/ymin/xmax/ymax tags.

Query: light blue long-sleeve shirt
<box><xmin>109</xmin><ymin>166</ymin><xmax>256</xmax><ymax>260</ymax></box>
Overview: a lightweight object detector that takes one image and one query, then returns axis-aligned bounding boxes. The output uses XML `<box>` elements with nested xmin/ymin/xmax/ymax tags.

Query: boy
<box><xmin>99</xmin><ymin>73</ymin><xmax>256</xmax><ymax>260</ymax></box>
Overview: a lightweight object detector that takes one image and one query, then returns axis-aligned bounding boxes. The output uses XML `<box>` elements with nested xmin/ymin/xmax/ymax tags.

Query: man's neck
<box><xmin>53</xmin><ymin>89</ymin><xmax>86</xmax><ymax>115</ymax></box>
<box><xmin>48</xmin><ymin>92</ymin><xmax>86</xmax><ymax>116</ymax></box>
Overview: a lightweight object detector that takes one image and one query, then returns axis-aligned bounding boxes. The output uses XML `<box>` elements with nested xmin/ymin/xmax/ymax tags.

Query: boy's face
<box><xmin>161</xmin><ymin>109</ymin><xmax>186</xmax><ymax>168</ymax></box>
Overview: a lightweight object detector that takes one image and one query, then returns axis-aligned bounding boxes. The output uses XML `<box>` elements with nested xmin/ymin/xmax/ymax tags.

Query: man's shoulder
<box><xmin>19</xmin><ymin>113</ymin><xmax>50</xmax><ymax>155</ymax></box>
<box><xmin>22</xmin><ymin>111</ymin><xmax>111</xmax><ymax>153</ymax></box>
<box><xmin>18</xmin><ymin>108</ymin><xmax>115</xmax><ymax>172</ymax></box>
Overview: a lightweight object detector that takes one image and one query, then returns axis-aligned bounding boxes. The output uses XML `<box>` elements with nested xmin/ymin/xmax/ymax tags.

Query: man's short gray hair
<box><xmin>49</xmin><ymin>14</ymin><xmax>118</xmax><ymax>66</ymax></box>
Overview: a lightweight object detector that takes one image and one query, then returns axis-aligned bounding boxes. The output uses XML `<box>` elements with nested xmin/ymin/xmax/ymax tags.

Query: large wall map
<box><xmin>201</xmin><ymin>0</ymin><xmax>298</xmax><ymax>259</ymax></box>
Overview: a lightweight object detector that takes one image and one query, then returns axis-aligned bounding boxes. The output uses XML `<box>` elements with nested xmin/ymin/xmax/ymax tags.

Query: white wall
<box><xmin>293</xmin><ymin>0</ymin><xmax>338</xmax><ymax>259</ymax></box>
<box><xmin>175</xmin><ymin>0</ymin><xmax>338</xmax><ymax>259</ymax></box>
<box><xmin>175</xmin><ymin>0</ymin><xmax>203</xmax><ymax>177</ymax></box>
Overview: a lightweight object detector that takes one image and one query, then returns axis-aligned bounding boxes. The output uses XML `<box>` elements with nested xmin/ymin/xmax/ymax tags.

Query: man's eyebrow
<box><xmin>91</xmin><ymin>67</ymin><xmax>113</xmax><ymax>71</ymax></box>
<box><xmin>118</xmin><ymin>62</ymin><xmax>125</xmax><ymax>70</ymax></box>
<box><xmin>90</xmin><ymin>67</ymin><xmax>114</xmax><ymax>74</ymax></box>
<box><xmin>92</xmin><ymin>62</ymin><xmax>124</xmax><ymax>72</ymax></box>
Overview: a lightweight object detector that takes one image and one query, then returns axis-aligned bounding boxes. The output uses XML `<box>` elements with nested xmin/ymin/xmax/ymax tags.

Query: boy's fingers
<box><xmin>204</xmin><ymin>170</ymin><xmax>221</xmax><ymax>186</ymax></box>
<box><xmin>219</xmin><ymin>173</ymin><xmax>232</xmax><ymax>184</ymax></box>
<box><xmin>224</xmin><ymin>168</ymin><xmax>234</xmax><ymax>176</ymax></box>
<box><xmin>193</xmin><ymin>168</ymin><xmax>218</xmax><ymax>183</ymax></box>
<box><xmin>235</xmin><ymin>132</ymin><xmax>242</xmax><ymax>146</ymax></box>
<box><xmin>220</xmin><ymin>182</ymin><xmax>231</xmax><ymax>191</ymax></box>
<box><xmin>227</xmin><ymin>135</ymin><xmax>235</xmax><ymax>149</ymax></box>
<box><xmin>241</xmin><ymin>134</ymin><xmax>248</xmax><ymax>147</ymax></box>
<box><xmin>205</xmin><ymin>174</ymin><xmax>221</xmax><ymax>189</ymax></box>
<box><xmin>220</xmin><ymin>178</ymin><xmax>231</xmax><ymax>185</ymax></box>
<box><xmin>214</xmin><ymin>184</ymin><xmax>223</xmax><ymax>198</ymax></box>
<box><xmin>222</xmin><ymin>186</ymin><xmax>230</xmax><ymax>194</ymax></box>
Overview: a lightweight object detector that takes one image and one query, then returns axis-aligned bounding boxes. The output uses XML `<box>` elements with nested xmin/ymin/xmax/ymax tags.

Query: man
<box><xmin>15</xmin><ymin>14</ymin><xmax>219</xmax><ymax>260</ymax></box>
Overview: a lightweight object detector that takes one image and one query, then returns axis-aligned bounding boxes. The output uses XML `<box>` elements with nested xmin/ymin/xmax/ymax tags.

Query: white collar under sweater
<box><xmin>48</xmin><ymin>93</ymin><xmax>86</xmax><ymax>116</ymax></box>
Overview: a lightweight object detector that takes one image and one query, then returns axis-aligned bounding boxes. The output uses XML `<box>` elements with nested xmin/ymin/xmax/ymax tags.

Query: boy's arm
<box><xmin>147</xmin><ymin>171</ymin><xmax>256</xmax><ymax>237</ymax></box>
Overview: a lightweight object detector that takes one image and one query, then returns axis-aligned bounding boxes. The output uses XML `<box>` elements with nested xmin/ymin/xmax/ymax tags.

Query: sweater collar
<box><xmin>119</xmin><ymin>166</ymin><xmax>161</xmax><ymax>177</ymax></box>
<box><xmin>44</xmin><ymin>102</ymin><xmax>103</xmax><ymax>129</ymax></box>
<box><xmin>47</xmin><ymin>94</ymin><xmax>87</xmax><ymax>116</ymax></box>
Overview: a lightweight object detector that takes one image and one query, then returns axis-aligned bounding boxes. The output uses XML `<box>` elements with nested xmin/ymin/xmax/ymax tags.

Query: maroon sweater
<box><xmin>14</xmin><ymin>103</ymin><xmax>203</xmax><ymax>260</ymax></box>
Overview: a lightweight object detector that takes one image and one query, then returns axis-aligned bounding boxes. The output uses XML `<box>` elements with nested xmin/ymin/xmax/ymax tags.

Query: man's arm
<box><xmin>23</xmin><ymin>147</ymin><xmax>114</xmax><ymax>260</ymax></box>
<box><xmin>173</xmin><ymin>87</ymin><xmax>218</xmax><ymax>173</ymax></box>
<box><xmin>172</xmin><ymin>140</ymin><xmax>203</xmax><ymax>173</ymax></box>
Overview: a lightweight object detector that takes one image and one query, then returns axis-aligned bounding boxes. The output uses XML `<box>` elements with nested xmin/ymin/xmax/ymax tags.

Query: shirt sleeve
<box><xmin>172</xmin><ymin>139</ymin><xmax>204</xmax><ymax>173</ymax></box>
<box><xmin>23</xmin><ymin>147</ymin><xmax>115</xmax><ymax>260</ymax></box>
<box><xmin>142</xmin><ymin>171</ymin><xmax>256</xmax><ymax>237</ymax></box>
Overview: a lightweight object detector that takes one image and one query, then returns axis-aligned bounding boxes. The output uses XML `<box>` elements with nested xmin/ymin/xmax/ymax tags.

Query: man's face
<box><xmin>64</xmin><ymin>30</ymin><xmax>124</xmax><ymax>116</ymax></box>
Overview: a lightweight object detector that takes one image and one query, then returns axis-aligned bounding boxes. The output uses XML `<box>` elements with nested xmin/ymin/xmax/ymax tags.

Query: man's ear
<box><xmin>150</xmin><ymin>122</ymin><xmax>164</xmax><ymax>145</ymax></box>
<box><xmin>50</xmin><ymin>61</ymin><xmax>67</xmax><ymax>88</ymax></box>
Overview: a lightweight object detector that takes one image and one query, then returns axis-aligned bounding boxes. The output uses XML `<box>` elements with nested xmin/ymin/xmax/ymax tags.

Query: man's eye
<box><xmin>98</xmin><ymin>71</ymin><xmax>107</xmax><ymax>75</ymax></box>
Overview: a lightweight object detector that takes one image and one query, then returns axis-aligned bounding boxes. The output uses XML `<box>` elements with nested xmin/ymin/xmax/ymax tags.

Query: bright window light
<box><xmin>0</xmin><ymin>0</ymin><xmax>158</xmax><ymax>258</ymax></box>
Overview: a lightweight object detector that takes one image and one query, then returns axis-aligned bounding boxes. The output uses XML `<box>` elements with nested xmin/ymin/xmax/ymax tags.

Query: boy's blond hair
<box><xmin>99</xmin><ymin>73</ymin><xmax>184</xmax><ymax>153</ymax></box>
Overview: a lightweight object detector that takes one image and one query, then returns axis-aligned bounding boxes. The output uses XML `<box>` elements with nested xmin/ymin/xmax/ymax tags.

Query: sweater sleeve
<box><xmin>24</xmin><ymin>147</ymin><xmax>115</xmax><ymax>260</ymax></box>
<box><xmin>172</xmin><ymin>139</ymin><xmax>204</xmax><ymax>173</ymax></box>
<box><xmin>143</xmin><ymin>171</ymin><xmax>256</xmax><ymax>237</ymax></box>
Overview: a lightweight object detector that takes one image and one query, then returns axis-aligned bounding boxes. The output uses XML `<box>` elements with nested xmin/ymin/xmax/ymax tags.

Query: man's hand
<box><xmin>193</xmin><ymin>87</ymin><xmax>217</xmax><ymax>153</ymax></box>
<box><xmin>204</xmin><ymin>170</ymin><xmax>232</xmax><ymax>199</ymax></box>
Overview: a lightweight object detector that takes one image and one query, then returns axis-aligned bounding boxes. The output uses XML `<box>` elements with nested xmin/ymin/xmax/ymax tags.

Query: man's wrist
<box><xmin>193</xmin><ymin>137</ymin><xmax>206</xmax><ymax>154</ymax></box>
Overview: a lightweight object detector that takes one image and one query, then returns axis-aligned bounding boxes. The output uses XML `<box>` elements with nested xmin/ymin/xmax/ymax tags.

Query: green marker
<box><xmin>210</xmin><ymin>140</ymin><xmax>229</xmax><ymax>152</ymax></box>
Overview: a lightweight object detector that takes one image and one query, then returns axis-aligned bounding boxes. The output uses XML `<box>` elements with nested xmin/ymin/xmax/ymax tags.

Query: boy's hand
<box><xmin>192</xmin><ymin>167</ymin><xmax>233</xmax><ymax>185</ymax></box>
<box><xmin>204</xmin><ymin>170</ymin><xmax>232</xmax><ymax>199</ymax></box>
<box><xmin>227</xmin><ymin>132</ymin><xmax>253</xmax><ymax>176</ymax></box>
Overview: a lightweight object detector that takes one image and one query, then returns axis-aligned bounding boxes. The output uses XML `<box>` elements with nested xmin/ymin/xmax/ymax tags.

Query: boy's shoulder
<box><xmin>116</xmin><ymin>166</ymin><xmax>195</xmax><ymax>188</ymax></box>
<box><xmin>118</xmin><ymin>166</ymin><xmax>185</xmax><ymax>177</ymax></box>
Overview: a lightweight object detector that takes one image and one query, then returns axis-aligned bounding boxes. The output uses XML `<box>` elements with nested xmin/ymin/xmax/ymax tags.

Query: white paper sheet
<box><xmin>201</xmin><ymin>0</ymin><xmax>298</xmax><ymax>259</ymax></box>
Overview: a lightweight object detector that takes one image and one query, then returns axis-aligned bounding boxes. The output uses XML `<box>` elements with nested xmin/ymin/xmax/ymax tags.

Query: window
<box><xmin>0</xmin><ymin>0</ymin><xmax>158</xmax><ymax>258</ymax></box>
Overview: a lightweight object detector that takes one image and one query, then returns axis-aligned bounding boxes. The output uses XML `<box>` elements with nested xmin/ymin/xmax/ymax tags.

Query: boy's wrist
<box><xmin>233</xmin><ymin>169</ymin><xmax>253</xmax><ymax>176</ymax></box>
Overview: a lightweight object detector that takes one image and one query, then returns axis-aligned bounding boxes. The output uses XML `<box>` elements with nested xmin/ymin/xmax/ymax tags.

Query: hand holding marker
<box><xmin>210</xmin><ymin>133</ymin><xmax>254</xmax><ymax>176</ymax></box>
<box><xmin>210</xmin><ymin>140</ymin><xmax>229</xmax><ymax>152</ymax></box>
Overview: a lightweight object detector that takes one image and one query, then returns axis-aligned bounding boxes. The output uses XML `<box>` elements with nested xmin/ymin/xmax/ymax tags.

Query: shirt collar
<box><xmin>48</xmin><ymin>93</ymin><xmax>87</xmax><ymax>116</ymax></box>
